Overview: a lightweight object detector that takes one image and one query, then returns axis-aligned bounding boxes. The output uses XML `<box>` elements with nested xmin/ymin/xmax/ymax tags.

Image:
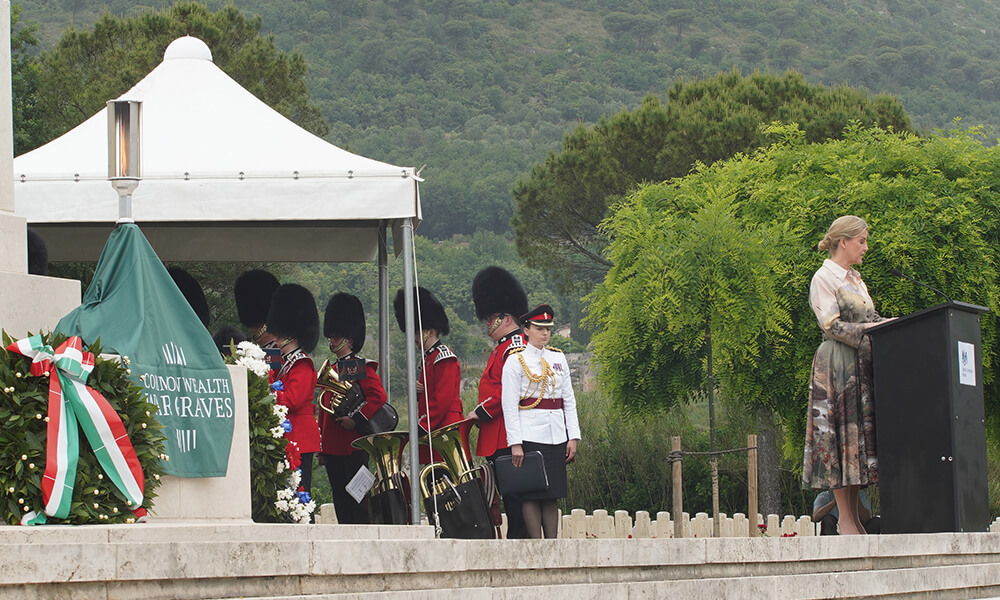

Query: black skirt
<box><xmin>520</xmin><ymin>440</ymin><xmax>568</xmax><ymax>500</ymax></box>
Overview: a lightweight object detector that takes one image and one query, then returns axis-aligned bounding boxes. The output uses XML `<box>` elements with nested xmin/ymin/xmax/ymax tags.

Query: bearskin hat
<box><xmin>26</xmin><ymin>228</ymin><xmax>48</xmax><ymax>276</ymax></box>
<box><xmin>323</xmin><ymin>293</ymin><xmax>367</xmax><ymax>353</ymax></box>
<box><xmin>168</xmin><ymin>266</ymin><xmax>210</xmax><ymax>328</ymax></box>
<box><xmin>266</xmin><ymin>284</ymin><xmax>320</xmax><ymax>352</ymax></box>
<box><xmin>472</xmin><ymin>266</ymin><xmax>529</xmax><ymax>321</ymax></box>
<box><xmin>394</xmin><ymin>287</ymin><xmax>450</xmax><ymax>336</ymax></box>
<box><xmin>234</xmin><ymin>269</ymin><xmax>279</xmax><ymax>327</ymax></box>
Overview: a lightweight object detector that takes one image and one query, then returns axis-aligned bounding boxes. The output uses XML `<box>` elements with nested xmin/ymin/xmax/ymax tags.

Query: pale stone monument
<box><xmin>0</xmin><ymin>1</ymin><xmax>81</xmax><ymax>336</ymax></box>
<box><xmin>154</xmin><ymin>364</ymin><xmax>252</xmax><ymax>521</ymax></box>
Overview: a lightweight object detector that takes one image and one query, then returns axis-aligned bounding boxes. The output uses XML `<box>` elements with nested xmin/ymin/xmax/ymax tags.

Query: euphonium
<box><xmin>418</xmin><ymin>418</ymin><xmax>496</xmax><ymax>538</ymax></box>
<box><xmin>316</xmin><ymin>358</ymin><xmax>364</xmax><ymax>418</ymax></box>
<box><xmin>351</xmin><ymin>431</ymin><xmax>411</xmax><ymax>524</ymax></box>
<box><xmin>316</xmin><ymin>358</ymin><xmax>398</xmax><ymax>435</ymax></box>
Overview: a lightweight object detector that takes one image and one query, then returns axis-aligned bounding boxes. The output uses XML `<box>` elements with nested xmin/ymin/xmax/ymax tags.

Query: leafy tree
<box><xmin>687</xmin><ymin>32</ymin><xmax>711</xmax><ymax>58</ymax></box>
<box><xmin>585</xmin><ymin>187</ymin><xmax>793</xmax><ymax>433</ymax></box>
<box><xmin>602</xmin><ymin>12</ymin><xmax>661</xmax><ymax>51</ymax></box>
<box><xmin>31</xmin><ymin>2</ymin><xmax>328</xmax><ymax>150</ymax></box>
<box><xmin>11</xmin><ymin>5</ymin><xmax>52</xmax><ymax>156</ymax></box>
<box><xmin>769</xmin><ymin>6</ymin><xmax>797</xmax><ymax>37</ymax></box>
<box><xmin>513</xmin><ymin>70</ymin><xmax>913</xmax><ymax>292</ymax></box>
<box><xmin>774</xmin><ymin>39</ymin><xmax>804</xmax><ymax>70</ymax></box>
<box><xmin>665</xmin><ymin>8</ymin><xmax>694</xmax><ymax>42</ymax></box>
<box><xmin>589</xmin><ymin>122</ymin><xmax>1000</xmax><ymax>514</ymax></box>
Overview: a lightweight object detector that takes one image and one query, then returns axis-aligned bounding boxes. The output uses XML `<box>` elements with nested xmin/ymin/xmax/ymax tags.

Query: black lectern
<box><xmin>867</xmin><ymin>301</ymin><xmax>990</xmax><ymax>533</ymax></box>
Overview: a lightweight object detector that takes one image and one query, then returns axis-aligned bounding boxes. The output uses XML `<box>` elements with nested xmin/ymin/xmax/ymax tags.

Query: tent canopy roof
<box><xmin>14</xmin><ymin>36</ymin><xmax>421</xmax><ymax>262</ymax></box>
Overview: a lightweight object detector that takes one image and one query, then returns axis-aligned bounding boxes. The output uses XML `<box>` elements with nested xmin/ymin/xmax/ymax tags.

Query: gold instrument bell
<box><xmin>418</xmin><ymin>418</ymin><xmax>496</xmax><ymax>538</ymax></box>
<box><xmin>352</xmin><ymin>431</ymin><xmax>411</xmax><ymax>524</ymax></box>
<box><xmin>316</xmin><ymin>358</ymin><xmax>359</xmax><ymax>417</ymax></box>
<box><xmin>315</xmin><ymin>357</ymin><xmax>398</xmax><ymax>435</ymax></box>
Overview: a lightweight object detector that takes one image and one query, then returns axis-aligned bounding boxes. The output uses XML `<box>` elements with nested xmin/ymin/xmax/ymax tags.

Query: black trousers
<box><xmin>489</xmin><ymin>447</ymin><xmax>526</xmax><ymax>539</ymax></box>
<box><xmin>299</xmin><ymin>452</ymin><xmax>314</xmax><ymax>497</ymax></box>
<box><xmin>322</xmin><ymin>451</ymin><xmax>370</xmax><ymax>524</ymax></box>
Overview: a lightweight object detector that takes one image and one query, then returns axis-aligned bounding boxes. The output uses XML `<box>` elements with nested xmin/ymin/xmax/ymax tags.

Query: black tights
<box><xmin>522</xmin><ymin>499</ymin><xmax>559</xmax><ymax>539</ymax></box>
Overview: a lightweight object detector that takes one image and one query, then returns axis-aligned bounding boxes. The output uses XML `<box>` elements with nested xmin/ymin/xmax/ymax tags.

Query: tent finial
<box><xmin>164</xmin><ymin>36</ymin><xmax>213</xmax><ymax>62</ymax></box>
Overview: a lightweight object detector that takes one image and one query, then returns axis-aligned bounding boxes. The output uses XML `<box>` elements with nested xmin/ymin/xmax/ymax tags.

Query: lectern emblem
<box><xmin>958</xmin><ymin>341</ymin><xmax>976</xmax><ymax>387</ymax></box>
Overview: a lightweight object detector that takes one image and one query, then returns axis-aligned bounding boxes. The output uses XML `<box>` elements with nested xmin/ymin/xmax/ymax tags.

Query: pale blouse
<box><xmin>809</xmin><ymin>259</ymin><xmax>875</xmax><ymax>332</ymax></box>
<box><xmin>501</xmin><ymin>343</ymin><xmax>582</xmax><ymax>446</ymax></box>
<box><xmin>809</xmin><ymin>258</ymin><xmax>883</xmax><ymax>349</ymax></box>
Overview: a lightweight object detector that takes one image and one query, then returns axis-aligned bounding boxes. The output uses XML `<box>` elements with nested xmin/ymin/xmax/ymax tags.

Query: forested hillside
<box><xmin>16</xmin><ymin>0</ymin><xmax>1000</xmax><ymax>241</ymax></box>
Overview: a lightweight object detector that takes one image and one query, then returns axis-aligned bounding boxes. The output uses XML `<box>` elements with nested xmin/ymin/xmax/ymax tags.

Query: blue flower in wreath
<box><xmin>297</xmin><ymin>490</ymin><xmax>312</xmax><ymax>504</ymax></box>
<box><xmin>282</xmin><ymin>419</ymin><xmax>293</xmax><ymax>433</ymax></box>
<box><xmin>270</xmin><ymin>380</ymin><xmax>284</xmax><ymax>391</ymax></box>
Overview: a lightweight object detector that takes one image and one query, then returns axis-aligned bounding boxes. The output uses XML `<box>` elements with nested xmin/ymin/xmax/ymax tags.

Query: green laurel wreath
<box><xmin>0</xmin><ymin>331</ymin><xmax>167</xmax><ymax>525</ymax></box>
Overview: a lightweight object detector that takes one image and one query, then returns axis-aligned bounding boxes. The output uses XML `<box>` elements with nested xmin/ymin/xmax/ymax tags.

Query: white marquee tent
<box><xmin>13</xmin><ymin>35</ymin><xmax>422</xmax><ymax>263</ymax></box>
<box><xmin>13</xmin><ymin>36</ymin><xmax>429</xmax><ymax>523</ymax></box>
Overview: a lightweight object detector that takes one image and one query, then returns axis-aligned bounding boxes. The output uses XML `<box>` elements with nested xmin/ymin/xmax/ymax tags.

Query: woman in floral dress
<box><xmin>803</xmin><ymin>215</ymin><xmax>890</xmax><ymax>535</ymax></box>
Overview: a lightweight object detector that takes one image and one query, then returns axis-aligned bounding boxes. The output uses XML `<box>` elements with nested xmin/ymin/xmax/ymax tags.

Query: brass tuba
<box><xmin>418</xmin><ymin>418</ymin><xmax>496</xmax><ymax>538</ymax></box>
<box><xmin>351</xmin><ymin>431</ymin><xmax>411</xmax><ymax>524</ymax></box>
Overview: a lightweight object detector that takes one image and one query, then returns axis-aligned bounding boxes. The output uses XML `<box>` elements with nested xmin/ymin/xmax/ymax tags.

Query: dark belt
<box><xmin>519</xmin><ymin>397</ymin><xmax>564</xmax><ymax>410</ymax></box>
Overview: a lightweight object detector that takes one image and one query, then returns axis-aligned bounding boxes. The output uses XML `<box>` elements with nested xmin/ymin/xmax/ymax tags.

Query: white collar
<box><xmin>822</xmin><ymin>258</ymin><xmax>861</xmax><ymax>284</ymax></box>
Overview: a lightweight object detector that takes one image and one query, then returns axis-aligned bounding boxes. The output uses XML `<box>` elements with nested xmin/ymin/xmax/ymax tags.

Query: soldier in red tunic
<box><xmin>265</xmin><ymin>284</ymin><xmax>322</xmax><ymax>499</ymax></box>
<box><xmin>318</xmin><ymin>293</ymin><xmax>388</xmax><ymax>524</ymax></box>
<box><xmin>467</xmin><ymin>266</ymin><xmax>529</xmax><ymax>538</ymax></box>
<box><xmin>394</xmin><ymin>286</ymin><xmax>463</xmax><ymax>464</ymax></box>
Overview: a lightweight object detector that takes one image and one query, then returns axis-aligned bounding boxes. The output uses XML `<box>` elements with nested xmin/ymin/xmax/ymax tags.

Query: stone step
<box><xmin>3</xmin><ymin>524</ymin><xmax>1000</xmax><ymax>600</ymax></box>
<box><xmin>218</xmin><ymin>563</ymin><xmax>1000</xmax><ymax>600</ymax></box>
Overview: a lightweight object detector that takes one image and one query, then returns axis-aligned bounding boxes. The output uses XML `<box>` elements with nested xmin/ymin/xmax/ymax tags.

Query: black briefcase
<box><xmin>494</xmin><ymin>451</ymin><xmax>549</xmax><ymax>495</ymax></box>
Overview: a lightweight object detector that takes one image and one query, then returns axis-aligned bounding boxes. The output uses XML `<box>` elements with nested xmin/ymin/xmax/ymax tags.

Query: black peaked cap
<box><xmin>266</xmin><ymin>284</ymin><xmax>320</xmax><ymax>352</ymax></box>
<box><xmin>394</xmin><ymin>287</ymin><xmax>450</xmax><ymax>336</ymax></box>
<box><xmin>521</xmin><ymin>304</ymin><xmax>555</xmax><ymax>327</ymax></box>
<box><xmin>168</xmin><ymin>266</ymin><xmax>211</xmax><ymax>328</ymax></box>
<box><xmin>324</xmin><ymin>293</ymin><xmax>366</xmax><ymax>353</ymax></box>
<box><xmin>472</xmin><ymin>266</ymin><xmax>529</xmax><ymax>321</ymax></box>
<box><xmin>234</xmin><ymin>269</ymin><xmax>279</xmax><ymax>327</ymax></box>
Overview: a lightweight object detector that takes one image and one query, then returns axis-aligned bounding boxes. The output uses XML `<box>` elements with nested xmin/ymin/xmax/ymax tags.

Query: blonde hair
<box><xmin>818</xmin><ymin>215</ymin><xmax>868</xmax><ymax>254</ymax></box>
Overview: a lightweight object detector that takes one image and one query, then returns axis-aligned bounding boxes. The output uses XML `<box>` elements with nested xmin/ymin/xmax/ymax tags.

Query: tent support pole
<box><xmin>401</xmin><ymin>218</ymin><xmax>421</xmax><ymax>526</ymax></box>
<box><xmin>377</xmin><ymin>222</ymin><xmax>389</xmax><ymax>389</ymax></box>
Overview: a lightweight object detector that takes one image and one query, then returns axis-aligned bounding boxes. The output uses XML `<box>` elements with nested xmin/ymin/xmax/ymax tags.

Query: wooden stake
<box><xmin>711</xmin><ymin>457</ymin><xmax>720</xmax><ymax>537</ymax></box>
<box><xmin>672</xmin><ymin>436</ymin><xmax>683</xmax><ymax>539</ymax></box>
<box><xmin>747</xmin><ymin>434</ymin><xmax>758</xmax><ymax>537</ymax></box>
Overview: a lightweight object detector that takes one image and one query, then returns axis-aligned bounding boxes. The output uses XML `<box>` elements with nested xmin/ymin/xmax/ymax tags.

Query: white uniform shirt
<box><xmin>501</xmin><ymin>343</ymin><xmax>582</xmax><ymax>446</ymax></box>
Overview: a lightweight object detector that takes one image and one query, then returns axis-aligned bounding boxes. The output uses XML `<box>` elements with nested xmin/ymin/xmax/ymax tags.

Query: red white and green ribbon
<box><xmin>6</xmin><ymin>335</ymin><xmax>145</xmax><ymax>520</ymax></box>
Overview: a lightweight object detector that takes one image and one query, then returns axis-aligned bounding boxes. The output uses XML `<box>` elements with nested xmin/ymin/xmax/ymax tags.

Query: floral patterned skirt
<box><xmin>802</xmin><ymin>337</ymin><xmax>878</xmax><ymax>489</ymax></box>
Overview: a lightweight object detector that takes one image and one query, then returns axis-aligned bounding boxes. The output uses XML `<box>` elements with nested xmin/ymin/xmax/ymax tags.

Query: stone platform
<box><xmin>3</xmin><ymin>523</ymin><xmax>1000</xmax><ymax>599</ymax></box>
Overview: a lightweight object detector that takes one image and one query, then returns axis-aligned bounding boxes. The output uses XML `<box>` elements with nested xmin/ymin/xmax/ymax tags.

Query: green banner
<box><xmin>56</xmin><ymin>224</ymin><xmax>234</xmax><ymax>477</ymax></box>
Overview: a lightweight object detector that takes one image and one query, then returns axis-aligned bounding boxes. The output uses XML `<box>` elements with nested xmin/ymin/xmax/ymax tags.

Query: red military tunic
<box><xmin>473</xmin><ymin>330</ymin><xmax>525</xmax><ymax>457</ymax></box>
<box><xmin>417</xmin><ymin>341</ymin><xmax>464</xmax><ymax>463</ymax></box>
<box><xmin>318</xmin><ymin>358</ymin><xmax>388</xmax><ymax>455</ymax></box>
<box><xmin>273</xmin><ymin>348</ymin><xmax>321</xmax><ymax>454</ymax></box>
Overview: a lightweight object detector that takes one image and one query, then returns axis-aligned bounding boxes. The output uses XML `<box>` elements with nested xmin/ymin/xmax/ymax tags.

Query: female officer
<box><xmin>501</xmin><ymin>304</ymin><xmax>581</xmax><ymax>539</ymax></box>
